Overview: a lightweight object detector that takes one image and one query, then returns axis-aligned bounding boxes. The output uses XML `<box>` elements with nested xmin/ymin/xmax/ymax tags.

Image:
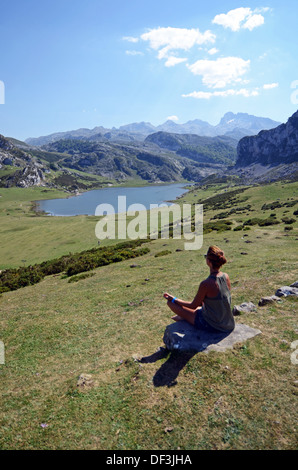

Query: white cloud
<box><xmin>122</xmin><ymin>36</ymin><xmax>139</xmax><ymax>43</ymax></box>
<box><xmin>243</xmin><ymin>14</ymin><xmax>264</xmax><ymax>31</ymax></box>
<box><xmin>157</xmin><ymin>46</ymin><xmax>171</xmax><ymax>60</ymax></box>
<box><xmin>212</xmin><ymin>7</ymin><xmax>268</xmax><ymax>32</ymax></box>
<box><xmin>182</xmin><ymin>81</ymin><xmax>278</xmax><ymax>99</ymax></box>
<box><xmin>187</xmin><ymin>56</ymin><xmax>250</xmax><ymax>88</ymax></box>
<box><xmin>139</xmin><ymin>27</ymin><xmax>215</xmax><ymax>67</ymax></box>
<box><xmin>182</xmin><ymin>88</ymin><xmax>259</xmax><ymax>99</ymax></box>
<box><xmin>213</xmin><ymin>7</ymin><xmax>251</xmax><ymax>31</ymax></box>
<box><xmin>165</xmin><ymin>56</ymin><xmax>187</xmax><ymax>67</ymax></box>
<box><xmin>140</xmin><ymin>27</ymin><xmax>215</xmax><ymax>60</ymax></box>
<box><xmin>125</xmin><ymin>50</ymin><xmax>144</xmax><ymax>56</ymax></box>
<box><xmin>166</xmin><ymin>115</ymin><xmax>179</xmax><ymax>121</ymax></box>
<box><xmin>263</xmin><ymin>82</ymin><xmax>279</xmax><ymax>89</ymax></box>
<box><xmin>124</xmin><ymin>26</ymin><xmax>216</xmax><ymax>67</ymax></box>
<box><xmin>208</xmin><ymin>47</ymin><xmax>219</xmax><ymax>55</ymax></box>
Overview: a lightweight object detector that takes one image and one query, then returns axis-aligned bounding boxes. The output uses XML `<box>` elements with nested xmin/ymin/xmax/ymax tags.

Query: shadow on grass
<box><xmin>139</xmin><ymin>321</ymin><xmax>233</xmax><ymax>387</ymax></box>
<box><xmin>139</xmin><ymin>347</ymin><xmax>197</xmax><ymax>388</ymax></box>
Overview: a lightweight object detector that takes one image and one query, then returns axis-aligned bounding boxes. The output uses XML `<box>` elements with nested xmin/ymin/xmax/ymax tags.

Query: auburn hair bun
<box><xmin>206</xmin><ymin>245</ymin><xmax>227</xmax><ymax>268</ymax></box>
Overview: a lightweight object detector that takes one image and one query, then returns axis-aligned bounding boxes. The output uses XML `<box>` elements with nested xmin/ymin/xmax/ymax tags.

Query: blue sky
<box><xmin>0</xmin><ymin>0</ymin><xmax>297</xmax><ymax>140</ymax></box>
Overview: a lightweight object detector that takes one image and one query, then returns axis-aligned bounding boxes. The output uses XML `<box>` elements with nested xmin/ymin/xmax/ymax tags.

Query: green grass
<box><xmin>0</xmin><ymin>180</ymin><xmax>297</xmax><ymax>450</ymax></box>
<box><xmin>0</xmin><ymin>187</ymin><xmax>107</xmax><ymax>269</ymax></box>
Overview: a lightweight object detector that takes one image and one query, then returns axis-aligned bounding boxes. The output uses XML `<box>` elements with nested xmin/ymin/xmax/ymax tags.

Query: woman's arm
<box><xmin>164</xmin><ymin>282</ymin><xmax>207</xmax><ymax>310</ymax></box>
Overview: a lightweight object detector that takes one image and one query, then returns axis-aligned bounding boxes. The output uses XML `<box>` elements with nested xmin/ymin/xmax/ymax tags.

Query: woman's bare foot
<box><xmin>171</xmin><ymin>315</ymin><xmax>183</xmax><ymax>322</ymax></box>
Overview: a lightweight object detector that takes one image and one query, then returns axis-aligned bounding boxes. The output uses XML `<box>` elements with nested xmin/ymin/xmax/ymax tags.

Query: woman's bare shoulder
<box><xmin>200</xmin><ymin>277</ymin><xmax>214</xmax><ymax>289</ymax></box>
<box><xmin>198</xmin><ymin>278</ymin><xmax>210</xmax><ymax>289</ymax></box>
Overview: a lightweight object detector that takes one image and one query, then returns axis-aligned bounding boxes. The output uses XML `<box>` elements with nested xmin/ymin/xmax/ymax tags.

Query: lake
<box><xmin>36</xmin><ymin>183</ymin><xmax>189</xmax><ymax>216</ymax></box>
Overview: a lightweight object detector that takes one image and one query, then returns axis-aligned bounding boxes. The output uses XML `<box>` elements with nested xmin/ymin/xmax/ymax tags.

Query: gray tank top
<box><xmin>202</xmin><ymin>273</ymin><xmax>235</xmax><ymax>332</ymax></box>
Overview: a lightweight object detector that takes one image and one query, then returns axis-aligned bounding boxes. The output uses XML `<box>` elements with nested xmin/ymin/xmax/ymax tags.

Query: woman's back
<box><xmin>202</xmin><ymin>273</ymin><xmax>235</xmax><ymax>332</ymax></box>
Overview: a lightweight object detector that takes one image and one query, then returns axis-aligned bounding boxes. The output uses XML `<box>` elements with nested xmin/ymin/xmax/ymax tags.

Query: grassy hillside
<box><xmin>0</xmin><ymin>180</ymin><xmax>297</xmax><ymax>450</ymax></box>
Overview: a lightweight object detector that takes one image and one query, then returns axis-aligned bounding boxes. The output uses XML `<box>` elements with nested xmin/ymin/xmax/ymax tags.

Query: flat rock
<box><xmin>163</xmin><ymin>321</ymin><xmax>261</xmax><ymax>353</ymax></box>
<box><xmin>258</xmin><ymin>295</ymin><xmax>281</xmax><ymax>306</ymax></box>
<box><xmin>275</xmin><ymin>286</ymin><xmax>298</xmax><ymax>297</ymax></box>
<box><xmin>232</xmin><ymin>302</ymin><xmax>257</xmax><ymax>315</ymax></box>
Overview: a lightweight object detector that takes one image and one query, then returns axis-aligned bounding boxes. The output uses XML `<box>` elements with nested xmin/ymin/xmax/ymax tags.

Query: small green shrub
<box><xmin>68</xmin><ymin>272</ymin><xmax>95</xmax><ymax>283</ymax></box>
<box><xmin>154</xmin><ymin>250</ymin><xmax>171</xmax><ymax>258</ymax></box>
<box><xmin>281</xmin><ymin>217</ymin><xmax>295</xmax><ymax>224</ymax></box>
<box><xmin>243</xmin><ymin>217</ymin><xmax>280</xmax><ymax>227</ymax></box>
<box><xmin>258</xmin><ymin>217</ymin><xmax>280</xmax><ymax>227</ymax></box>
<box><xmin>203</xmin><ymin>220</ymin><xmax>233</xmax><ymax>234</ymax></box>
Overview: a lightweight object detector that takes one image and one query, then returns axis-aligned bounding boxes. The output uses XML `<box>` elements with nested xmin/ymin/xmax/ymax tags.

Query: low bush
<box><xmin>68</xmin><ymin>272</ymin><xmax>95</xmax><ymax>283</ymax></box>
<box><xmin>262</xmin><ymin>199</ymin><xmax>298</xmax><ymax>211</ymax></box>
<box><xmin>212</xmin><ymin>205</ymin><xmax>252</xmax><ymax>220</ymax></box>
<box><xmin>0</xmin><ymin>266</ymin><xmax>43</xmax><ymax>293</ymax></box>
<box><xmin>281</xmin><ymin>217</ymin><xmax>296</xmax><ymax>224</ymax></box>
<box><xmin>243</xmin><ymin>216</ymin><xmax>280</xmax><ymax>227</ymax></box>
<box><xmin>258</xmin><ymin>217</ymin><xmax>280</xmax><ymax>227</ymax></box>
<box><xmin>197</xmin><ymin>188</ymin><xmax>249</xmax><ymax>211</ymax></box>
<box><xmin>0</xmin><ymin>239</ymin><xmax>150</xmax><ymax>294</ymax></box>
<box><xmin>203</xmin><ymin>220</ymin><xmax>233</xmax><ymax>234</ymax></box>
<box><xmin>154</xmin><ymin>250</ymin><xmax>171</xmax><ymax>258</ymax></box>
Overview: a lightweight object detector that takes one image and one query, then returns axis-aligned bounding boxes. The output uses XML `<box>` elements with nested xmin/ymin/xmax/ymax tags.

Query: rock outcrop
<box><xmin>236</xmin><ymin>110</ymin><xmax>298</xmax><ymax>167</ymax></box>
<box><xmin>0</xmin><ymin>134</ymin><xmax>45</xmax><ymax>188</ymax></box>
<box><xmin>163</xmin><ymin>320</ymin><xmax>261</xmax><ymax>353</ymax></box>
<box><xmin>5</xmin><ymin>165</ymin><xmax>44</xmax><ymax>188</ymax></box>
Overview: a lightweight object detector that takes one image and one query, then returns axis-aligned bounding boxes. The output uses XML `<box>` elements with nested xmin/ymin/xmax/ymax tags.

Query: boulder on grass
<box><xmin>275</xmin><ymin>286</ymin><xmax>298</xmax><ymax>297</ymax></box>
<box><xmin>232</xmin><ymin>302</ymin><xmax>257</xmax><ymax>315</ymax></box>
<box><xmin>258</xmin><ymin>295</ymin><xmax>281</xmax><ymax>306</ymax></box>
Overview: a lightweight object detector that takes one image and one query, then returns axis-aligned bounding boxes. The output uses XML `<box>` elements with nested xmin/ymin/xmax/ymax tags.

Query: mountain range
<box><xmin>1</xmin><ymin>111</ymin><xmax>297</xmax><ymax>190</ymax></box>
<box><xmin>25</xmin><ymin>112</ymin><xmax>281</xmax><ymax>147</ymax></box>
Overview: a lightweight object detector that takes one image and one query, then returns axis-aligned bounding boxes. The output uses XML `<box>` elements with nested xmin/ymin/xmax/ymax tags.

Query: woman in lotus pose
<box><xmin>164</xmin><ymin>245</ymin><xmax>235</xmax><ymax>333</ymax></box>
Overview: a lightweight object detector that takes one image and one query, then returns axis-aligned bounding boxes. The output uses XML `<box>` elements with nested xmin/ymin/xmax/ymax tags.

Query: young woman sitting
<box><xmin>163</xmin><ymin>245</ymin><xmax>235</xmax><ymax>333</ymax></box>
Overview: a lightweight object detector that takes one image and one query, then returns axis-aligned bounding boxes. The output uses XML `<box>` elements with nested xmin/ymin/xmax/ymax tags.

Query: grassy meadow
<box><xmin>0</xmin><ymin>179</ymin><xmax>297</xmax><ymax>450</ymax></box>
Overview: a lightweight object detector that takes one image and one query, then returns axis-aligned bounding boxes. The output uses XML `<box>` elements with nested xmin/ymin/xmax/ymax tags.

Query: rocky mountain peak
<box><xmin>236</xmin><ymin>110</ymin><xmax>298</xmax><ymax>167</ymax></box>
<box><xmin>0</xmin><ymin>134</ymin><xmax>14</xmax><ymax>151</ymax></box>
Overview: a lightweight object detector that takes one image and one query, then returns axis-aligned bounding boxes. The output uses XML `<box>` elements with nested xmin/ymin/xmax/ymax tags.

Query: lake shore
<box><xmin>34</xmin><ymin>182</ymin><xmax>192</xmax><ymax>217</ymax></box>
